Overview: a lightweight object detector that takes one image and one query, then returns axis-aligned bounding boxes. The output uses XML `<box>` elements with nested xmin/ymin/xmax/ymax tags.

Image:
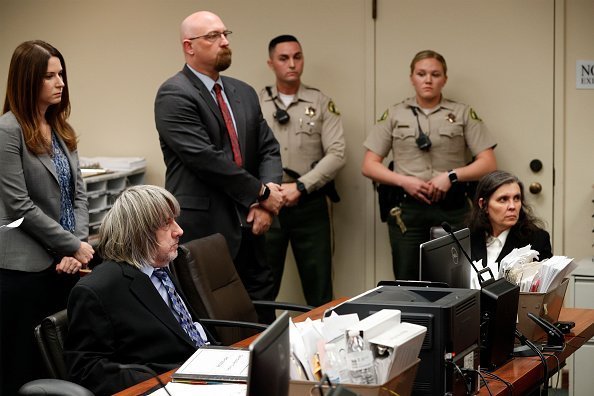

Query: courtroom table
<box><xmin>114</xmin><ymin>298</ymin><xmax>346</xmax><ymax>396</ymax></box>
<box><xmin>115</xmin><ymin>302</ymin><xmax>593</xmax><ymax>396</ymax></box>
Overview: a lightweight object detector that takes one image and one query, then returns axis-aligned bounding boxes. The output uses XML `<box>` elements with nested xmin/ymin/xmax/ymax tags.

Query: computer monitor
<box><xmin>247</xmin><ymin>311</ymin><xmax>290</xmax><ymax>396</ymax></box>
<box><xmin>419</xmin><ymin>228</ymin><xmax>472</xmax><ymax>288</ymax></box>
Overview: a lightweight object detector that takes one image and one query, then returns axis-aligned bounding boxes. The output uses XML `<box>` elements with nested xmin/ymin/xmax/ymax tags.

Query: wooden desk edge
<box><xmin>479</xmin><ymin>307</ymin><xmax>594</xmax><ymax>395</ymax></box>
<box><xmin>114</xmin><ymin>298</ymin><xmax>348</xmax><ymax>396</ymax></box>
<box><xmin>116</xmin><ymin>304</ymin><xmax>594</xmax><ymax>396</ymax></box>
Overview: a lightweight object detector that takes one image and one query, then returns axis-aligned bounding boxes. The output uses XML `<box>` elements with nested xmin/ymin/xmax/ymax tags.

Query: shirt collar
<box><xmin>404</xmin><ymin>96</ymin><xmax>455</xmax><ymax>112</ymax></box>
<box><xmin>186</xmin><ymin>64</ymin><xmax>223</xmax><ymax>94</ymax></box>
<box><xmin>140</xmin><ymin>263</ymin><xmax>170</xmax><ymax>278</ymax></box>
<box><xmin>265</xmin><ymin>83</ymin><xmax>314</xmax><ymax>104</ymax></box>
<box><xmin>486</xmin><ymin>228</ymin><xmax>510</xmax><ymax>247</ymax></box>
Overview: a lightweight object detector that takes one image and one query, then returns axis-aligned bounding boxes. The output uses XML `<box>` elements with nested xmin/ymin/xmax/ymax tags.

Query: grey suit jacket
<box><xmin>155</xmin><ymin>66</ymin><xmax>282</xmax><ymax>257</ymax></box>
<box><xmin>0</xmin><ymin>111</ymin><xmax>88</xmax><ymax>272</ymax></box>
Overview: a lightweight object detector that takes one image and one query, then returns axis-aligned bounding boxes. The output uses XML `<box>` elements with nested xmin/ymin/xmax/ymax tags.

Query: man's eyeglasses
<box><xmin>187</xmin><ymin>30</ymin><xmax>232</xmax><ymax>43</ymax></box>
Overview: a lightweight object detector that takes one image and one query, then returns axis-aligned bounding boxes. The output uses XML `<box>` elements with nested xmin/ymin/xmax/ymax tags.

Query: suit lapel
<box><xmin>121</xmin><ymin>264</ymin><xmax>195</xmax><ymax>348</ymax></box>
<box><xmin>36</xmin><ymin>133</ymin><xmax>75</xmax><ymax>185</ymax></box>
<box><xmin>181</xmin><ymin>66</ymin><xmax>224</xmax><ymax>126</ymax></box>
<box><xmin>37</xmin><ymin>153</ymin><xmax>58</xmax><ymax>182</ymax></box>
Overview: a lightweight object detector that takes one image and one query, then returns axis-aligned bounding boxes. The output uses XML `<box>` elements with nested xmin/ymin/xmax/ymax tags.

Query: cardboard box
<box><xmin>289</xmin><ymin>358</ymin><xmax>419</xmax><ymax>396</ymax></box>
<box><xmin>517</xmin><ymin>278</ymin><xmax>569</xmax><ymax>341</ymax></box>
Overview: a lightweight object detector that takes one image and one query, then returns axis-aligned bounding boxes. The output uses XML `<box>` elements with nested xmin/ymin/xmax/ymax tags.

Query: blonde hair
<box><xmin>410</xmin><ymin>49</ymin><xmax>447</xmax><ymax>76</ymax></box>
<box><xmin>98</xmin><ymin>185</ymin><xmax>180</xmax><ymax>269</ymax></box>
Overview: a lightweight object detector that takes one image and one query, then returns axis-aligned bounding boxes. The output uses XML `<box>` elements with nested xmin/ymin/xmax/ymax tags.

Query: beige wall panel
<box><xmin>0</xmin><ymin>0</ymin><xmax>372</xmax><ymax>304</ymax></box>
<box><xmin>563</xmin><ymin>0</ymin><xmax>594</xmax><ymax>261</ymax></box>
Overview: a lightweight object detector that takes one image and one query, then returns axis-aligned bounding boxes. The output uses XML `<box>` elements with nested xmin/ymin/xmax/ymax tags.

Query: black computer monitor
<box><xmin>247</xmin><ymin>311</ymin><xmax>290</xmax><ymax>396</ymax></box>
<box><xmin>419</xmin><ymin>228</ymin><xmax>472</xmax><ymax>288</ymax></box>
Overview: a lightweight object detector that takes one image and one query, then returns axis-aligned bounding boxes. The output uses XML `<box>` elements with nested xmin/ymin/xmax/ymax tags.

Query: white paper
<box><xmin>175</xmin><ymin>347</ymin><xmax>249</xmax><ymax>379</ymax></box>
<box><xmin>0</xmin><ymin>217</ymin><xmax>23</xmax><ymax>232</ymax></box>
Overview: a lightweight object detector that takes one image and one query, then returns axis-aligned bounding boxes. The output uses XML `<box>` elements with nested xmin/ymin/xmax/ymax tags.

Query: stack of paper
<box><xmin>80</xmin><ymin>156</ymin><xmax>146</xmax><ymax>171</ymax></box>
<box><xmin>369</xmin><ymin>322</ymin><xmax>426</xmax><ymax>383</ymax></box>
<box><xmin>172</xmin><ymin>346</ymin><xmax>249</xmax><ymax>383</ymax></box>
<box><xmin>534</xmin><ymin>256</ymin><xmax>577</xmax><ymax>292</ymax></box>
<box><xmin>289</xmin><ymin>309</ymin><xmax>425</xmax><ymax>386</ymax></box>
<box><xmin>496</xmin><ymin>245</ymin><xmax>576</xmax><ymax>293</ymax></box>
<box><xmin>499</xmin><ymin>245</ymin><xmax>541</xmax><ymax>279</ymax></box>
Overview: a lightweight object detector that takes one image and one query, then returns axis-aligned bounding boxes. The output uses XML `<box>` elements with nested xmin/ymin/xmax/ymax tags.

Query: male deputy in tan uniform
<box><xmin>259</xmin><ymin>35</ymin><xmax>345</xmax><ymax>307</ymax></box>
<box><xmin>362</xmin><ymin>50</ymin><xmax>497</xmax><ymax>280</ymax></box>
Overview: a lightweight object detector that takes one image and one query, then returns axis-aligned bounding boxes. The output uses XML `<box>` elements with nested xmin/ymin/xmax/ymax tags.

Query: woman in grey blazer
<box><xmin>0</xmin><ymin>40</ymin><xmax>94</xmax><ymax>395</ymax></box>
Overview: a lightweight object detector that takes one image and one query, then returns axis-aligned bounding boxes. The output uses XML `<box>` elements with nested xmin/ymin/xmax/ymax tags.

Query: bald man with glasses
<box><xmin>155</xmin><ymin>11</ymin><xmax>283</xmax><ymax>323</ymax></box>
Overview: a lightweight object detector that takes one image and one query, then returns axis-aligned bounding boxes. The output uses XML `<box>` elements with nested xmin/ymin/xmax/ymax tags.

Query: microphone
<box><xmin>107</xmin><ymin>363</ymin><xmax>173</xmax><ymax>396</ymax></box>
<box><xmin>441</xmin><ymin>221</ymin><xmax>493</xmax><ymax>287</ymax></box>
<box><xmin>527</xmin><ymin>312</ymin><xmax>565</xmax><ymax>350</ymax></box>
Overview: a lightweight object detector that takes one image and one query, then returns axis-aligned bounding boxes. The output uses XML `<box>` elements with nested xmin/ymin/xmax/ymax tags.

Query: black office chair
<box><xmin>18</xmin><ymin>310</ymin><xmax>94</xmax><ymax>396</ymax></box>
<box><xmin>19</xmin><ymin>379</ymin><xmax>93</xmax><ymax>396</ymax></box>
<box><xmin>171</xmin><ymin>234</ymin><xmax>313</xmax><ymax>345</ymax></box>
<box><xmin>35</xmin><ymin>309</ymin><xmax>69</xmax><ymax>379</ymax></box>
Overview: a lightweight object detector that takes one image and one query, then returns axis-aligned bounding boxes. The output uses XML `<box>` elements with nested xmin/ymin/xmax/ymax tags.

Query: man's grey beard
<box><xmin>215</xmin><ymin>48</ymin><xmax>232</xmax><ymax>72</ymax></box>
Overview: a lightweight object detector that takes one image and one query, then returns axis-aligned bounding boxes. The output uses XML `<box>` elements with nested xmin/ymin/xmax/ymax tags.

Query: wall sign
<box><xmin>576</xmin><ymin>60</ymin><xmax>594</xmax><ymax>89</ymax></box>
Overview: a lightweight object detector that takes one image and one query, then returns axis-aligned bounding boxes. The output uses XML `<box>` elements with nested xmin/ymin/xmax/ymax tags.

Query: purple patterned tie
<box><xmin>153</xmin><ymin>268</ymin><xmax>205</xmax><ymax>347</ymax></box>
<box><xmin>213</xmin><ymin>83</ymin><xmax>243</xmax><ymax>167</ymax></box>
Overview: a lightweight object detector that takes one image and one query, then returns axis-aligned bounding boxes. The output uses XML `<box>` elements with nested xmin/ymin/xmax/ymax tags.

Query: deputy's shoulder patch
<box><xmin>469</xmin><ymin>108</ymin><xmax>483</xmax><ymax>122</ymax></box>
<box><xmin>377</xmin><ymin>109</ymin><xmax>389</xmax><ymax>122</ymax></box>
<box><xmin>328</xmin><ymin>100</ymin><xmax>341</xmax><ymax>115</ymax></box>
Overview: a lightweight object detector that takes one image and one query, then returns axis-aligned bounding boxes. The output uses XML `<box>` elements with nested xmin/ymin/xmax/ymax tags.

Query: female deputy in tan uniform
<box><xmin>362</xmin><ymin>49</ymin><xmax>497</xmax><ymax>280</ymax></box>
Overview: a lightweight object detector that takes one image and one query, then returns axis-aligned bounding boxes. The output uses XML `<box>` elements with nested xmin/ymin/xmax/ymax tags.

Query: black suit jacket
<box><xmin>471</xmin><ymin>226</ymin><xmax>553</xmax><ymax>268</ymax></box>
<box><xmin>64</xmin><ymin>261</ymin><xmax>210</xmax><ymax>395</ymax></box>
<box><xmin>155</xmin><ymin>66</ymin><xmax>282</xmax><ymax>257</ymax></box>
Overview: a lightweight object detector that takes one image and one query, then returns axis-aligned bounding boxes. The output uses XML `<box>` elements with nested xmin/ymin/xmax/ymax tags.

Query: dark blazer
<box><xmin>0</xmin><ymin>111</ymin><xmax>88</xmax><ymax>272</ymax></box>
<box><xmin>64</xmin><ymin>261</ymin><xmax>209</xmax><ymax>395</ymax></box>
<box><xmin>471</xmin><ymin>226</ymin><xmax>553</xmax><ymax>268</ymax></box>
<box><xmin>155</xmin><ymin>66</ymin><xmax>282</xmax><ymax>257</ymax></box>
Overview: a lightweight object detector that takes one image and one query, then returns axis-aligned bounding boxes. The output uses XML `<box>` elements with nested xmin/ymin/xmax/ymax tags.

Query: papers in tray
<box><xmin>534</xmin><ymin>256</ymin><xmax>576</xmax><ymax>292</ymax></box>
<box><xmin>80</xmin><ymin>156</ymin><xmax>146</xmax><ymax>171</ymax></box>
<box><xmin>499</xmin><ymin>245</ymin><xmax>577</xmax><ymax>293</ymax></box>
<box><xmin>172</xmin><ymin>346</ymin><xmax>249</xmax><ymax>383</ymax></box>
<box><xmin>81</xmin><ymin>168</ymin><xmax>111</xmax><ymax>178</ymax></box>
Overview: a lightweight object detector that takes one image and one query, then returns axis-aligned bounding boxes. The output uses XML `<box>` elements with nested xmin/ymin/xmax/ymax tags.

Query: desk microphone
<box><xmin>107</xmin><ymin>363</ymin><xmax>173</xmax><ymax>396</ymax></box>
<box><xmin>441</xmin><ymin>221</ymin><xmax>493</xmax><ymax>287</ymax></box>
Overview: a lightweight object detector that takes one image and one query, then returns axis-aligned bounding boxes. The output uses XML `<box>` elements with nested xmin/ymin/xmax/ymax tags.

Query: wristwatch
<box><xmin>257</xmin><ymin>185</ymin><xmax>270</xmax><ymax>202</ymax></box>
<box><xmin>447</xmin><ymin>169</ymin><xmax>458</xmax><ymax>184</ymax></box>
<box><xmin>296</xmin><ymin>180</ymin><xmax>307</xmax><ymax>195</ymax></box>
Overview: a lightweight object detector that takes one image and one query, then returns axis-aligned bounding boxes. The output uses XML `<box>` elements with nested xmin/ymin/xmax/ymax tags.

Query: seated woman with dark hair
<box><xmin>468</xmin><ymin>170</ymin><xmax>552</xmax><ymax>285</ymax></box>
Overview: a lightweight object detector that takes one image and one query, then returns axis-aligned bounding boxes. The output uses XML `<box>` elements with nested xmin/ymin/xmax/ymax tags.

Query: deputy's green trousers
<box><xmin>387</xmin><ymin>199</ymin><xmax>469</xmax><ymax>280</ymax></box>
<box><xmin>265</xmin><ymin>194</ymin><xmax>332</xmax><ymax>307</ymax></box>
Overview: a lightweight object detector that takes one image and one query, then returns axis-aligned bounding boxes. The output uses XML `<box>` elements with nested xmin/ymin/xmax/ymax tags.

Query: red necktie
<box><xmin>213</xmin><ymin>83</ymin><xmax>243</xmax><ymax>167</ymax></box>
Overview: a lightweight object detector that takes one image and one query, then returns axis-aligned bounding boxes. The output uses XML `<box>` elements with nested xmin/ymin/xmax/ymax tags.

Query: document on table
<box><xmin>0</xmin><ymin>218</ymin><xmax>23</xmax><ymax>232</ymax></box>
<box><xmin>172</xmin><ymin>346</ymin><xmax>250</xmax><ymax>383</ymax></box>
<box><xmin>149</xmin><ymin>382</ymin><xmax>247</xmax><ymax>396</ymax></box>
